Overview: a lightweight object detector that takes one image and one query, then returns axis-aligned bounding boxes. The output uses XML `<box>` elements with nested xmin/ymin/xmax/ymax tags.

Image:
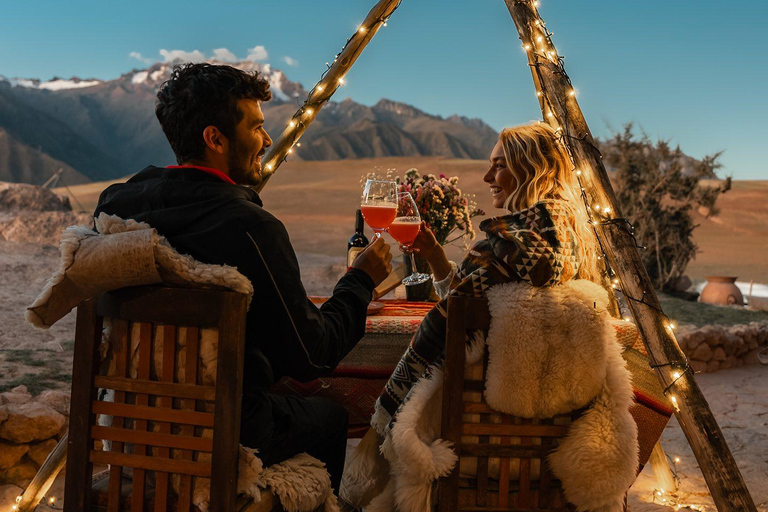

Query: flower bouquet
<box><xmin>395</xmin><ymin>168</ymin><xmax>484</xmax><ymax>249</ymax></box>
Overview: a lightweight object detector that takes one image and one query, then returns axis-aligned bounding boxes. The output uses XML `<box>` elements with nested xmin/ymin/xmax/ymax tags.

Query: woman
<box><xmin>342</xmin><ymin>123</ymin><xmax>637</xmax><ymax>512</ymax></box>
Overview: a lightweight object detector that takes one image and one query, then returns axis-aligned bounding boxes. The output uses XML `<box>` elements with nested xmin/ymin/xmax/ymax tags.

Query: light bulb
<box><xmin>338</xmin><ymin>77</ymin><xmax>346</xmax><ymax>85</ymax></box>
<box><xmin>524</xmin><ymin>44</ymin><xmax>532</xmax><ymax>50</ymax></box>
<box><xmin>594</xmin><ymin>204</ymin><xmax>600</xmax><ymax>211</ymax></box>
<box><xmin>536</xmin><ymin>91</ymin><xmax>543</xmax><ymax>97</ymax></box>
<box><xmin>537</xmin><ymin>36</ymin><xmax>543</xmax><ymax>42</ymax></box>
<box><xmin>569</xmin><ymin>90</ymin><xmax>576</xmax><ymax>96</ymax></box>
<box><xmin>265</xmin><ymin>164</ymin><xmax>273</xmax><ymax>171</ymax></box>
<box><xmin>316</xmin><ymin>85</ymin><xmax>324</xmax><ymax>92</ymax></box>
<box><xmin>296</xmin><ymin>142</ymin><xmax>301</xmax><ymax>147</ymax></box>
<box><xmin>287</xmin><ymin>148</ymin><xmax>293</xmax><ymax>154</ymax></box>
<box><xmin>289</xmin><ymin>121</ymin><xmax>296</xmax><ymax>128</ymax></box>
<box><xmin>383</xmin><ymin>21</ymin><xmax>388</xmax><ymax>27</ymax></box>
<box><xmin>603</xmin><ymin>207</ymin><xmax>611</xmax><ymax>214</ymax></box>
<box><xmin>675</xmin><ymin>457</ymin><xmax>681</xmax><ymax>463</ymax></box>
<box><xmin>358</xmin><ymin>26</ymin><xmax>366</xmax><ymax>34</ymax></box>
<box><xmin>534</xmin><ymin>0</ymin><xmax>540</xmax><ymax>6</ymax></box>
<box><xmin>49</xmin><ymin>497</ymin><xmax>56</xmax><ymax>504</ymax></box>
<box><xmin>576</xmin><ymin>170</ymin><xmax>582</xmax><ymax>175</ymax></box>
<box><xmin>624</xmin><ymin>317</ymin><xmax>631</xmax><ymax>322</ymax></box>
<box><xmin>547</xmin><ymin>112</ymin><xmax>554</xmax><ymax>118</ymax></box>
<box><xmin>305</xmin><ymin>108</ymin><xmax>314</xmax><ymax>115</ymax></box>
<box><xmin>673</xmin><ymin>371</ymin><xmax>681</xmax><ymax>380</ymax></box>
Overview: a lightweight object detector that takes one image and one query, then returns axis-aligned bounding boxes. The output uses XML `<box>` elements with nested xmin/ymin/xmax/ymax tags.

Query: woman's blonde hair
<box><xmin>499</xmin><ymin>122</ymin><xmax>601</xmax><ymax>283</ymax></box>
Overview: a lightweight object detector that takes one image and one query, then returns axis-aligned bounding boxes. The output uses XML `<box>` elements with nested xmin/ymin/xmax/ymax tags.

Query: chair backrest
<box><xmin>438</xmin><ymin>295</ymin><xmax>577</xmax><ymax>512</ymax></box>
<box><xmin>65</xmin><ymin>286</ymin><xmax>248</xmax><ymax>512</ymax></box>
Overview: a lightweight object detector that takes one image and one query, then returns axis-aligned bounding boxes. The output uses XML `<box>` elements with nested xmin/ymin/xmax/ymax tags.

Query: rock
<box><xmin>690</xmin><ymin>360</ymin><xmax>708</xmax><ymax>373</ymax></box>
<box><xmin>0</xmin><ymin>460</ymin><xmax>38</xmax><ymax>487</ymax></box>
<box><xmin>0</xmin><ymin>182</ymin><xmax>71</xmax><ymax>212</ymax></box>
<box><xmin>0</xmin><ymin>484</ymin><xmax>24</xmax><ymax>509</ymax></box>
<box><xmin>0</xmin><ymin>407</ymin><xmax>8</xmax><ymax>423</ymax></box>
<box><xmin>670</xmin><ymin>275</ymin><xmax>693</xmax><ymax>292</ymax></box>
<box><xmin>712</xmin><ymin>347</ymin><xmax>727</xmax><ymax>362</ymax></box>
<box><xmin>0</xmin><ymin>387</ymin><xmax>32</xmax><ymax>406</ymax></box>
<box><xmin>691</xmin><ymin>342</ymin><xmax>713</xmax><ymax>362</ymax></box>
<box><xmin>0</xmin><ymin>403</ymin><xmax>66</xmax><ymax>444</ymax></box>
<box><xmin>0</xmin><ymin>441</ymin><xmax>29</xmax><ymax>469</ymax></box>
<box><xmin>38</xmin><ymin>390</ymin><xmax>71</xmax><ymax>416</ymax></box>
<box><xmin>706</xmin><ymin>360</ymin><xmax>721</xmax><ymax>372</ymax></box>
<box><xmin>27</xmin><ymin>439</ymin><xmax>58</xmax><ymax>466</ymax></box>
<box><xmin>744</xmin><ymin>349</ymin><xmax>761</xmax><ymax>365</ymax></box>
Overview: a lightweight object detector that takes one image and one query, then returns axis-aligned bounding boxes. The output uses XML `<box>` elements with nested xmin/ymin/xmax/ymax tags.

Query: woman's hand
<box><xmin>402</xmin><ymin>221</ymin><xmax>440</xmax><ymax>259</ymax></box>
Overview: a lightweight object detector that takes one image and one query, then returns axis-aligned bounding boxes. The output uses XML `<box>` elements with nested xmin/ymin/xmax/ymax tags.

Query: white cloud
<box><xmin>212</xmin><ymin>48</ymin><xmax>237</xmax><ymax>62</ymax></box>
<box><xmin>246</xmin><ymin>45</ymin><xmax>269</xmax><ymax>61</ymax></box>
<box><xmin>159</xmin><ymin>49</ymin><xmax>206</xmax><ymax>63</ymax></box>
<box><xmin>129</xmin><ymin>51</ymin><xmax>153</xmax><ymax>64</ymax></box>
<box><xmin>282</xmin><ymin>56</ymin><xmax>298</xmax><ymax>67</ymax></box>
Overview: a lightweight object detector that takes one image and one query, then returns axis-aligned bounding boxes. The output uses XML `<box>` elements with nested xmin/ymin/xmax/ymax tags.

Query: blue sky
<box><xmin>1</xmin><ymin>0</ymin><xmax>766</xmax><ymax>179</ymax></box>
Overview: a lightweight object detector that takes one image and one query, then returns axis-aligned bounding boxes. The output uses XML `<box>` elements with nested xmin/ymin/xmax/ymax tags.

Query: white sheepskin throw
<box><xmin>26</xmin><ymin>213</ymin><xmax>253</xmax><ymax>328</ymax></box>
<box><xmin>353</xmin><ymin>280</ymin><xmax>638</xmax><ymax>512</ymax></box>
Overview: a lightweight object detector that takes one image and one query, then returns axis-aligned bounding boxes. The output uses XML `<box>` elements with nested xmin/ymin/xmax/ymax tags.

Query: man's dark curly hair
<box><xmin>156</xmin><ymin>63</ymin><xmax>271</xmax><ymax>164</ymax></box>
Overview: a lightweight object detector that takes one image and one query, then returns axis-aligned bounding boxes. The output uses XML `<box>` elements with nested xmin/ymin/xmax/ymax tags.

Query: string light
<box><xmin>524</xmin><ymin>44</ymin><xmax>532</xmax><ymax>50</ymax></box>
<box><xmin>260</xmin><ymin>0</ymin><xmax>402</xmax><ymax>183</ymax></box>
<box><xmin>575</xmin><ymin>169</ymin><xmax>582</xmax><ymax>176</ymax></box>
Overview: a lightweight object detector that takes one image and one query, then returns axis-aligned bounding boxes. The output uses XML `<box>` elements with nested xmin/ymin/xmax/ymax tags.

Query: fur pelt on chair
<box><xmin>344</xmin><ymin>279</ymin><xmax>638</xmax><ymax>512</ymax></box>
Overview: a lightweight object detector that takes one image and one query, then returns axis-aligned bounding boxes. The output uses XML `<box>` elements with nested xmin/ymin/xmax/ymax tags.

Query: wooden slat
<box><xmin>464</xmin><ymin>402</ymin><xmax>499</xmax><ymax>415</ymax></box>
<box><xmin>96</xmin><ymin>287</ymin><xmax>229</xmax><ymax>326</ymax></box>
<box><xmin>475</xmin><ymin>351</ymin><xmax>490</xmax><ymax>508</ymax></box>
<box><xmin>518</xmin><ymin>435</ymin><xmax>533</xmax><ymax>508</ymax></box>
<box><xmin>463</xmin><ymin>380</ymin><xmax>485</xmax><ymax>393</ymax></box>
<box><xmin>92</xmin><ymin>401</ymin><xmax>214</xmax><ymax>427</ymax></box>
<box><xmin>90</xmin><ymin>451</ymin><xmax>211</xmax><ymax>478</ymax></box>
<box><xmin>177</xmin><ymin>326</ymin><xmax>199</xmax><ymax>512</ymax></box>
<box><xmin>438</xmin><ymin>297</ymin><xmax>472</xmax><ymax>512</ymax></box>
<box><xmin>64</xmin><ymin>300</ymin><xmax>102</xmax><ymax>512</ymax></box>
<box><xmin>108</xmin><ymin>319</ymin><xmax>129</xmax><ymax>512</ymax></box>
<box><xmin>131</xmin><ymin>322</ymin><xmax>152</xmax><ymax>512</ymax></box>
<box><xmin>462</xmin><ymin>424</ymin><xmax>569</xmax><ymax>438</ymax></box>
<box><xmin>537</xmin><ymin>418</ymin><xmax>556</xmax><ymax>509</ymax></box>
<box><xmin>210</xmin><ymin>292</ymin><xmax>248</xmax><ymax>512</ymax></box>
<box><xmin>94</xmin><ymin>376</ymin><xmax>215</xmax><ymax>401</ymax></box>
<box><xmin>497</xmin><ymin>417</ymin><xmax>512</xmax><ymax>509</ymax></box>
<box><xmin>154</xmin><ymin>325</ymin><xmax>176</xmax><ymax>512</ymax></box>
<box><xmin>460</xmin><ymin>444</ymin><xmax>550</xmax><ymax>459</ymax></box>
<box><xmin>91</xmin><ymin>426</ymin><xmax>213</xmax><ymax>453</ymax></box>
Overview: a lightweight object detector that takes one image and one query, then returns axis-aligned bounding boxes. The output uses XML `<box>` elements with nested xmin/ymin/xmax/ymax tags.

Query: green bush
<box><xmin>600</xmin><ymin>125</ymin><xmax>730</xmax><ymax>291</ymax></box>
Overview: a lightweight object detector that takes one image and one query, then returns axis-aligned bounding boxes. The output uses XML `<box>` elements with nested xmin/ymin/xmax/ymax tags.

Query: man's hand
<box><xmin>351</xmin><ymin>237</ymin><xmax>393</xmax><ymax>287</ymax></box>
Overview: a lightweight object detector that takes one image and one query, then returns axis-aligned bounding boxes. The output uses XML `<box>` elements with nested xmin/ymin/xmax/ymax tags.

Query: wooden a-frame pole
<box><xmin>503</xmin><ymin>1</ymin><xmax>756</xmax><ymax>509</ymax></box>
<box><xmin>255</xmin><ymin>0</ymin><xmax>402</xmax><ymax>193</ymax></box>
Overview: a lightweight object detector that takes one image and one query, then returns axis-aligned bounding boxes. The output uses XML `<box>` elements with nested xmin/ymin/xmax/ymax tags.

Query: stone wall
<box><xmin>0</xmin><ymin>386</ymin><xmax>68</xmax><ymax>488</ymax></box>
<box><xmin>677</xmin><ymin>321</ymin><xmax>768</xmax><ymax>373</ymax></box>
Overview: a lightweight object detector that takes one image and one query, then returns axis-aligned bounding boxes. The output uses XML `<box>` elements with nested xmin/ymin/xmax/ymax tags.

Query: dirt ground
<box><xmin>0</xmin><ymin>161</ymin><xmax>763</xmax><ymax>509</ymax></box>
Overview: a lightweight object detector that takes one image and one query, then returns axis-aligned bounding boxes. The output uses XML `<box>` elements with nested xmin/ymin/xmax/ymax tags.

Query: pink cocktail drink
<box><xmin>388</xmin><ymin>218</ymin><xmax>421</xmax><ymax>245</ymax></box>
<box><xmin>361</xmin><ymin>204</ymin><xmax>397</xmax><ymax>233</ymax></box>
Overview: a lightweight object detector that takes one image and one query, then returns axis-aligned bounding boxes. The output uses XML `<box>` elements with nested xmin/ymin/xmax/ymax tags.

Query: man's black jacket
<box><xmin>95</xmin><ymin>166</ymin><xmax>375</xmax><ymax>394</ymax></box>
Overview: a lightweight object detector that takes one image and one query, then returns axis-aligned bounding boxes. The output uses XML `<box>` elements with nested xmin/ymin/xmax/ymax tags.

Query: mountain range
<box><xmin>0</xmin><ymin>61</ymin><xmax>499</xmax><ymax>185</ymax></box>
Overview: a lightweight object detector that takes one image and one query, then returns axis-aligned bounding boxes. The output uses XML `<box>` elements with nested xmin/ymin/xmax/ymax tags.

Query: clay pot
<box><xmin>700</xmin><ymin>276</ymin><xmax>744</xmax><ymax>306</ymax></box>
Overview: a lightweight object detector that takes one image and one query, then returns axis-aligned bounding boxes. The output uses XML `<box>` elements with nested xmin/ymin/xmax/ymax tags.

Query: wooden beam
<box><xmin>502</xmin><ymin>1</ymin><xmax>757</xmax><ymax>510</ymax></box>
<box><xmin>255</xmin><ymin>0</ymin><xmax>402</xmax><ymax>193</ymax></box>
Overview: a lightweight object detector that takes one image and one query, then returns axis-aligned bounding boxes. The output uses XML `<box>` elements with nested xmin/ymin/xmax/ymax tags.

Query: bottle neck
<box><xmin>354</xmin><ymin>209</ymin><xmax>365</xmax><ymax>234</ymax></box>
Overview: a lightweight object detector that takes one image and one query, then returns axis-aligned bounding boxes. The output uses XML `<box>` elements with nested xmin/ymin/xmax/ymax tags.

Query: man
<box><xmin>95</xmin><ymin>63</ymin><xmax>392</xmax><ymax>490</ymax></box>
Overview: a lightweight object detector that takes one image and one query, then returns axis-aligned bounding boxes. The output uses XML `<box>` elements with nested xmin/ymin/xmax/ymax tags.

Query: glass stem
<box><xmin>409</xmin><ymin>252</ymin><xmax>420</xmax><ymax>276</ymax></box>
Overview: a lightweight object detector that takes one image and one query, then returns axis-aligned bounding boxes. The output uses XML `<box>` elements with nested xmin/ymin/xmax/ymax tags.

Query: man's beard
<box><xmin>227</xmin><ymin>141</ymin><xmax>262</xmax><ymax>187</ymax></box>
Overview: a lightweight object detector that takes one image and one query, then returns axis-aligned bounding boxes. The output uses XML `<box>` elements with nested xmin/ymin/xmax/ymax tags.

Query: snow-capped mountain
<box><xmin>0</xmin><ymin>60</ymin><xmax>497</xmax><ymax>185</ymax></box>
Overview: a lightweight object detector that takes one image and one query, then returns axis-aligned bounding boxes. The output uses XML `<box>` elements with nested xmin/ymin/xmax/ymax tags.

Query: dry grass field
<box><xmin>55</xmin><ymin>157</ymin><xmax>768</xmax><ymax>285</ymax></box>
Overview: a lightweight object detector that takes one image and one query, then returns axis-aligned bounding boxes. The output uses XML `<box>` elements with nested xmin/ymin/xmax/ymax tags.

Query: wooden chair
<box><xmin>64</xmin><ymin>285</ymin><xmax>275</xmax><ymax>512</ymax></box>
<box><xmin>438</xmin><ymin>296</ymin><xmax>581</xmax><ymax>512</ymax></box>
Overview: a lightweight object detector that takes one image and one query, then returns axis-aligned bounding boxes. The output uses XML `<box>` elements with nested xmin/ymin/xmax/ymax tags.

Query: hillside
<box><xmin>53</xmin><ymin>159</ymin><xmax>768</xmax><ymax>284</ymax></box>
<box><xmin>0</xmin><ymin>61</ymin><xmax>498</xmax><ymax>185</ymax></box>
